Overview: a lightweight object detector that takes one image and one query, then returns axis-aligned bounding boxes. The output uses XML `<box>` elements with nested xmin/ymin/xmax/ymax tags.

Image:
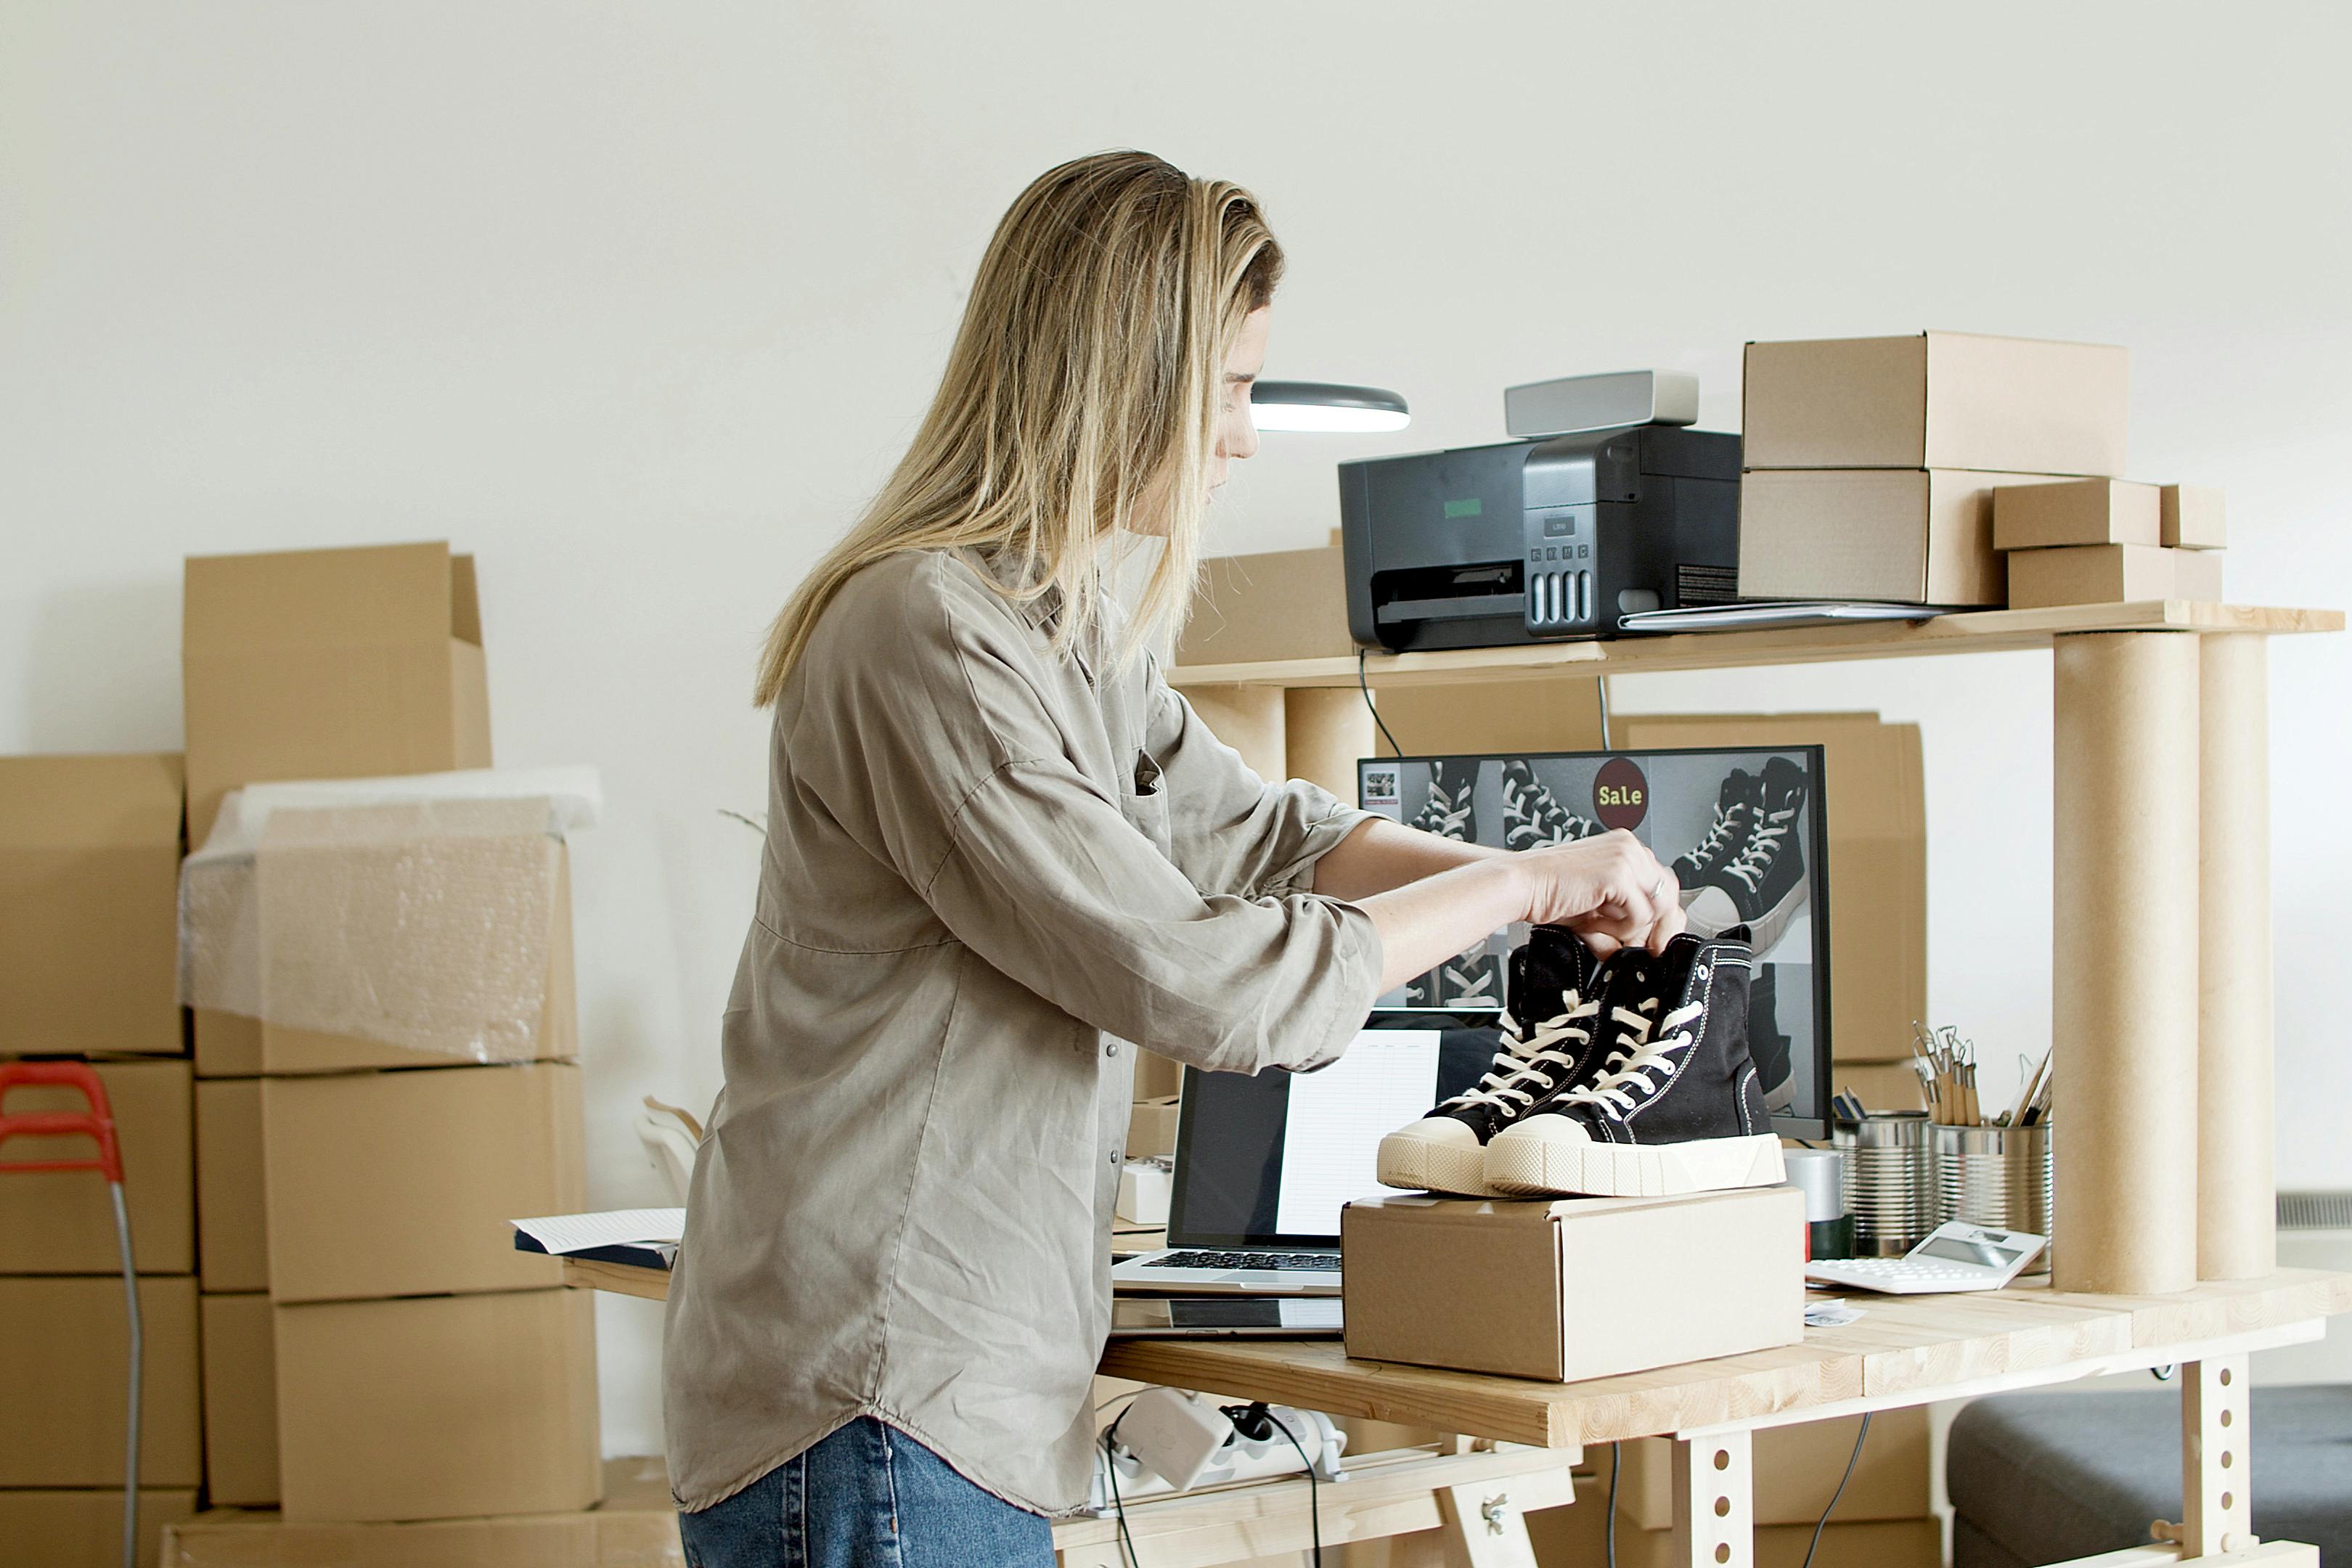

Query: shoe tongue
<box><xmin>1525</xmin><ymin>925</ymin><xmax>1599</xmax><ymax>1002</ymax></box>
<box><xmin>1642</xmin><ymin>934</ymin><xmax>1710</xmax><ymax>1010</ymax></box>
<box><xmin>1718</xmin><ymin>769</ymin><xmax>1751</xmax><ymax>808</ymax></box>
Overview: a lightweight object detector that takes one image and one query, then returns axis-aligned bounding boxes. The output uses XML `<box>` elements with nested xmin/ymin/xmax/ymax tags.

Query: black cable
<box><xmin>1102</xmin><ymin>1413</ymin><xmax>1141</xmax><ymax>1568</ymax></box>
<box><xmin>1800</xmin><ymin>1413</ymin><xmax>1871</xmax><ymax>1568</ymax></box>
<box><xmin>1262</xmin><ymin>1409</ymin><xmax>1323</xmax><ymax>1568</ymax></box>
<box><xmin>1358</xmin><ymin>648</ymin><xmax>1404</xmax><ymax>759</ymax></box>
<box><xmin>1606</xmin><ymin>1440</ymin><xmax>1621</xmax><ymax>1568</ymax></box>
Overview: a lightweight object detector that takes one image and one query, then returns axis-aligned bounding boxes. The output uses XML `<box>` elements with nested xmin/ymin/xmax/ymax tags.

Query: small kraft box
<box><xmin>1741</xmin><ymin>332</ymin><xmax>2129</xmax><ymax>476</ymax></box>
<box><xmin>1175</xmin><ymin>544</ymin><xmax>1353</xmax><ymax>666</ymax></box>
<box><xmin>1342</xmin><ymin>1188</ymin><xmax>1805</xmax><ymax>1381</ymax></box>
<box><xmin>1992</xmin><ymin>478</ymin><xmax>2163</xmax><ymax>550</ymax></box>
<box><xmin>181</xmin><ymin>541</ymin><xmax>492</xmax><ymax>848</ymax></box>
<box><xmin>1738</xmin><ymin>469</ymin><xmax>2063</xmax><ymax>605</ymax></box>
<box><xmin>0</xmin><ymin>752</ymin><xmax>186</xmax><ymax>1057</ymax></box>
<box><xmin>2007</xmin><ymin>543</ymin><xmax>2225</xmax><ymax>610</ymax></box>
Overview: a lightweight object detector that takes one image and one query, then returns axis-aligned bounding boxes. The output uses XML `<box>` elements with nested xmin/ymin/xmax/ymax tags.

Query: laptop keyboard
<box><xmin>1154</xmin><ymin>1250</ymin><xmax>1339</xmax><ymax>1271</ymax></box>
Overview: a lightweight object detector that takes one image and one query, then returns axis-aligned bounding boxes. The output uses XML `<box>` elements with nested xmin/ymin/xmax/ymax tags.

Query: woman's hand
<box><xmin>1512</xmin><ymin>830</ymin><xmax>1686</xmax><ymax>957</ymax></box>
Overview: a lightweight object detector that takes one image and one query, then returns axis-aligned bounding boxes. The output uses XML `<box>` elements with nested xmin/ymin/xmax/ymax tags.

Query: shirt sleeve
<box><xmin>793</xmin><ymin>555</ymin><xmax>1384</xmax><ymax>1077</ymax></box>
<box><xmin>1140</xmin><ymin>650</ymin><xmax>1381</xmax><ymax>900</ymax></box>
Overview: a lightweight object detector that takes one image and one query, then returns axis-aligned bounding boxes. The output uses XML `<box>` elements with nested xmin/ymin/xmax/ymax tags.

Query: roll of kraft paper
<box><xmin>2199</xmin><ymin>633</ymin><xmax>2274</xmax><ymax>1280</ymax></box>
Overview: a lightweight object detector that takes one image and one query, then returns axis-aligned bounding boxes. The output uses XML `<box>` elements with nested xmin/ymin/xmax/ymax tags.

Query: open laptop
<box><xmin>1111</xmin><ymin>1013</ymin><xmax>1503</xmax><ymax>1297</ymax></box>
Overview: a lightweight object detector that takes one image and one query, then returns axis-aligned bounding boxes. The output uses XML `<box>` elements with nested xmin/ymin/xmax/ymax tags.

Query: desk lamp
<box><xmin>1250</xmin><ymin>381</ymin><xmax>1410</xmax><ymax>434</ymax></box>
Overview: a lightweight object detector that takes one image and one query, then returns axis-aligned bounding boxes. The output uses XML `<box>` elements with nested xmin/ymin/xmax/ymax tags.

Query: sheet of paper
<box><xmin>510</xmin><ymin>1206</ymin><xmax>686</xmax><ymax>1256</ymax></box>
<box><xmin>1273</xmin><ymin>1031</ymin><xmax>1442</xmax><ymax>1238</ymax></box>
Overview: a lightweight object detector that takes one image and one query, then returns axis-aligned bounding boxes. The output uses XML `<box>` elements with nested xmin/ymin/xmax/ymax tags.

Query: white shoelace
<box><xmin>1448</xmin><ymin>993</ymin><xmax>1601</xmax><ymax>1111</ymax></box>
<box><xmin>1686</xmin><ymin>802</ymin><xmax>1751</xmax><ymax>870</ymax></box>
<box><xmin>1549</xmin><ymin>999</ymin><xmax>1706</xmax><ymax>1118</ymax></box>
<box><xmin>1442</xmin><ymin>960</ymin><xmax>1500</xmax><ymax>1008</ymax></box>
<box><xmin>1718</xmin><ymin>807</ymin><xmax>1794</xmax><ymax>893</ymax></box>
<box><xmin>1421</xmin><ymin>783</ymin><xmax>1472</xmax><ymax>839</ymax></box>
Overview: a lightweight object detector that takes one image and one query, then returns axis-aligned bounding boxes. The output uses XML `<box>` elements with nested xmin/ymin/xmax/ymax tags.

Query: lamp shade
<box><xmin>1250</xmin><ymin>380</ymin><xmax>1410</xmax><ymax>434</ymax></box>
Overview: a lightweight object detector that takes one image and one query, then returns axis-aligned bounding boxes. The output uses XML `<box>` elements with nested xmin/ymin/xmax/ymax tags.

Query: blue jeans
<box><xmin>678</xmin><ymin>1418</ymin><xmax>1055</xmax><ymax>1568</ymax></box>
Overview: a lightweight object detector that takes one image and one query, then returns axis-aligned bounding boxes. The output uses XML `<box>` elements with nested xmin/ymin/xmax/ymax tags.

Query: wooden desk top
<box><xmin>566</xmin><ymin>1259</ymin><xmax>2349</xmax><ymax>1450</ymax></box>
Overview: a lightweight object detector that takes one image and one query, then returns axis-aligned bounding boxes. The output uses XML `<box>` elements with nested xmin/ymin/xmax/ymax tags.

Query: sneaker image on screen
<box><xmin>1683</xmin><ymin>756</ymin><xmax>1809</xmax><ymax>955</ymax></box>
<box><xmin>1408</xmin><ymin>758</ymin><xmax>1477</xmax><ymax>842</ymax></box>
<box><xmin>1484</xmin><ymin>928</ymin><xmax>1785</xmax><ymax>1199</ymax></box>
<box><xmin>1500</xmin><ymin>759</ymin><xmax>1604</xmax><ymax>852</ymax></box>
<box><xmin>1671</xmin><ymin>769</ymin><xmax>1758</xmax><ymax>895</ymax></box>
<box><xmin>1377</xmin><ymin>928</ymin><xmax>1622</xmax><ymax>1196</ymax></box>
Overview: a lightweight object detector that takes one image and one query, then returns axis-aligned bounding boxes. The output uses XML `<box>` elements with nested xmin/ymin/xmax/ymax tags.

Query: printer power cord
<box><xmin>1357</xmin><ymin>649</ymin><xmax>1405</xmax><ymax>759</ymax></box>
<box><xmin>1603</xmin><ymin>1416</ymin><xmax>1868</xmax><ymax>1568</ymax></box>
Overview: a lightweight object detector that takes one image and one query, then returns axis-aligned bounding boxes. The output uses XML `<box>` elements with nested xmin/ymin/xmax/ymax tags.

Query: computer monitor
<box><xmin>1358</xmin><ymin>745</ymin><xmax>1834</xmax><ymax>1140</ymax></box>
<box><xmin>1163</xmin><ymin>1014</ymin><xmax>1502</xmax><ymax>1249</ymax></box>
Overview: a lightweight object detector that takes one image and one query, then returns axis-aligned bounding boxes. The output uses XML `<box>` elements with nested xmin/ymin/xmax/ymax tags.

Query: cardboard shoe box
<box><xmin>0</xmin><ymin>1059</ymin><xmax>193</xmax><ymax>1273</ymax></box>
<box><xmin>0</xmin><ymin>752</ymin><xmax>186</xmax><ymax>1057</ymax></box>
<box><xmin>2007</xmin><ymin>543</ymin><xmax>2226</xmax><ymax>610</ymax></box>
<box><xmin>1619</xmin><ymin>712</ymin><xmax>1924</xmax><ymax>1063</ymax></box>
<box><xmin>1993</xmin><ymin>478</ymin><xmax>2163</xmax><ymax>550</ymax></box>
<box><xmin>0</xmin><ymin>1488</ymin><xmax>201</xmax><ymax>1568</ymax></box>
<box><xmin>199</xmin><ymin>1292</ymin><xmax>279</xmax><ymax>1506</ymax></box>
<box><xmin>163</xmin><ymin>1457</ymin><xmax>679</xmax><ymax>1567</ymax></box>
<box><xmin>0</xmin><ymin>1275</ymin><xmax>203</xmax><ymax>1487</ymax></box>
<box><xmin>1742</xmin><ymin>332</ymin><xmax>2129</xmax><ymax>475</ymax></box>
<box><xmin>181</xmin><ymin>541</ymin><xmax>492</xmax><ymax>849</ymax></box>
<box><xmin>1615</xmin><ymin>1407</ymin><xmax>1930</xmax><ymax>1528</ymax></box>
<box><xmin>1176</xmin><ymin>544</ymin><xmax>1353</xmax><ymax>666</ymax></box>
<box><xmin>1342</xmin><ymin>1188</ymin><xmax>1805</xmax><ymax>1381</ymax></box>
<box><xmin>262</xmin><ymin>1062</ymin><xmax>583</xmax><ymax>1304</ymax></box>
<box><xmin>1738</xmin><ymin>468</ymin><xmax>2065</xmax><ymax>605</ymax></box>
<box><xmin>2163</xmin><ymin>483</ymin><xmax>2226</xmax><ymax>550</ymax></box>
<box><xmin>273</xmin><ymin>1288</ymin><xmax>601</xmax><ymax>1523</ymax></box>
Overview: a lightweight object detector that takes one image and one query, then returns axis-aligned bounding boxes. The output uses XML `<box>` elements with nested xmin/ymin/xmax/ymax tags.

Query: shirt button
<box><xmin>1105</xmin><ymin>1042</ymin><xmax>1120</xmax><ymax>1058</ymax></box>
<box><xmin>1108</xmin><ymin>1149</ymin><xmax>1122</xmax><ymax>1166</ymax></box>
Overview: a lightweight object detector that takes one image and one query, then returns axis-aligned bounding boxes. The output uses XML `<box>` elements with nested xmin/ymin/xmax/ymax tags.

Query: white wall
<box><xmin>6</xmin><ymin>4</ymin><xmax>2347</xmax><ymax>1456</ymax></box>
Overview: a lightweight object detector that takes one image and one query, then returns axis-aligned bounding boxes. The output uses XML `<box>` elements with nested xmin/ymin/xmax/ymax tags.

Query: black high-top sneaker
<box><xmin>1484</xmin><ymin>928</ymin><xmax>1784</xmax><ymax>1198</ymax></box>
<box><xmin>1747</xmin><ymin>962</ymin><xmax>1795</xmax><ymax>1113</ymax></box>
<box><xmin>1378</xmin><ymin>928</ymin><xmax>1636</xmax><ymax>1196</ymax></box>
<box><xmin>1670</xmin><ymin>769</ymin><xmax>1760</xmax><ymax>897</ymax></box>
<box><xmin>1408</xmin><ymin>759</ymin><xmax>1478</xmax><ymax>843</ymax></box>
<box><xmin>1687</xmin><ymin>756</ymin><xmax>1809</xmax><ymax>953</ymax></box>
<box><xmin>1500</xmin><ymin>759</ymin><xmax>1604</xmax><ymax>852</ymax></box>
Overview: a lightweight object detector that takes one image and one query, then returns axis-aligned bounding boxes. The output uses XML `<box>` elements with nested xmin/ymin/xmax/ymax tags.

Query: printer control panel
<box><xmin>1524</xmin><ymin>507</ymin><xmax>1598</xmax><ymax>632</ymax></box>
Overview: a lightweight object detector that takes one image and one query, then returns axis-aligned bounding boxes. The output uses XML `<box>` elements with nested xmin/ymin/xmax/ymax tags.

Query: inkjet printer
<box><xmin>1339</xmin><ymin>372</ymin><xmax>1741</xmax><ymax>651</ymax></box>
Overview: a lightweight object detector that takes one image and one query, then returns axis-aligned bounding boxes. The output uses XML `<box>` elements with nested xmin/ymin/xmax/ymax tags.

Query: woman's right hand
<box><xmin>1512</xmin><ymin>830</ymin><xmax>1686</xmax><ymax>956</ymax></box>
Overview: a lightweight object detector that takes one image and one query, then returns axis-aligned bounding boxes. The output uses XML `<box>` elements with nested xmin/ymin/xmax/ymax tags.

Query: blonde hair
<box><xmin>754</xmin><ymin>150</ymin><xmax>1283</xmax><ymax>706</ymax></box>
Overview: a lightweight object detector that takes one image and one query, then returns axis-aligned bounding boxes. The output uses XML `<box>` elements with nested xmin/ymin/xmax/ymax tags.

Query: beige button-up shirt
<box><xmin>663</xmin><ymin>546</ymin><xmax>1384</xmax><ymax>1516</ymax></box>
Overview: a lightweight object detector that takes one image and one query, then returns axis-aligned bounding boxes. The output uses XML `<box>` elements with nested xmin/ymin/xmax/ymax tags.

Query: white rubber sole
<box><xmin>1484</xmin><ymin>1128</ymin><xmax>1785</xmax><ymax>1199</ymax></box>
<box><xmin>1376</xmin><ymin>1128</ymin><xmax>1503</xmax><ymax>1198</ymax></box>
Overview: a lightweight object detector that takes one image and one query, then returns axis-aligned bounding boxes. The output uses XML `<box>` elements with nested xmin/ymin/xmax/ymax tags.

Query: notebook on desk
<box><xmin>1111</xmin><ymin>1014</ymin><xmax>1503</xmax><ymax>1297</ymax></box>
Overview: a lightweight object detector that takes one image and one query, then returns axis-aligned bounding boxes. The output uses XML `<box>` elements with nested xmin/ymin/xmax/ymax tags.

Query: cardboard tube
<box><xmin>2051</xmin><ymin>633</ymin><xmax>2200</xmax><ymax>1294</ymax></box>
<box><xmin>1283</xmin><ymin>687</ymin><xmax>1376</xmax><ymax>804</ymax></box>
<box><xmin>1180</xmin><ymin>684</ymin><xmax>1285</xmax><ymax>783</ymax></box>
<box><xmin>2199</xmin><ymin>634</ymin><xmax>2275</xmax><ymax>1280</ymax></box>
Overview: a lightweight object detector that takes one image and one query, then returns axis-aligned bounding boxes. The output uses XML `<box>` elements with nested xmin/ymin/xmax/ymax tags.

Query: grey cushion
<box><xmin>1948</xmin><ymin>1384</ymin><xmax>2352</xmax><ymax>1567</ymax></box>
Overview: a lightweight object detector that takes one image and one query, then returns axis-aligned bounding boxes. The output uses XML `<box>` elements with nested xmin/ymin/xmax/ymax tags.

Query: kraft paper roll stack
<box><xmin>2198</xmin><ymin>633</ymin><xmax>2275</xmax><ymax>1279</ymax></box>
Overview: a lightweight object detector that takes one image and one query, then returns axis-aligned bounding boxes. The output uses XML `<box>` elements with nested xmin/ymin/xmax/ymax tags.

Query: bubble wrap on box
<box><xmin>181</xmin><ymin>794</ymin><xmax>562</xmax><ymax>1062</ymax></box>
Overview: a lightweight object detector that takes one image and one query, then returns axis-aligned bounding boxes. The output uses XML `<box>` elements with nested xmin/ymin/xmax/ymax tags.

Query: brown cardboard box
<box><xmin>1615</xmin><ymin>1408</ymin><xmax>1930</xmax><ymax>1528</ymax></box>
<box><xmin>199</xmin><ymin>1292</ymin><xmax>278</xmax><ymax>1506</ymax></box>
<box><xmin>1742</xmin><ymin>332</ymin><xmax>2128</xmax><ymax>475</ymax></box>
<box><xmin>1738</xmin><ymin>468</ymin><xmax>2062</xmax><ymax>605</ymax></box>
<box><xmin>192</xmin><ymin>847</ymin><xmax>577</xmax><ymax>1078</ymax></box>
<box><xmin>162</xmin><ymin>1458</ymin><xmax>679</xmax><ymax>1567</ymax></box>
<box><xmin>0</xmin><ymin>1059</ymin><xmax>193</xmax><ymax>1273</ymax></box>
<box><xmin>2007</xmin><ymin>543</ymin><xmax>2226</xmax><ymax>610</ymax></box>
<box><xmin>1828</xmin><ymin>1060</ymin><xmax>1930</xmax><ymax>1114</ymax></box>
<box><xmin>181</xmin><ymin>542</ymin><xmax>492</xmax><ymax>849</ymax></box>
<box><xmin>1992</xmin><ymin>478</ymin><xmax>2162</xmax><ymax>550</ymax></box>
<box><xmin>1609</xmin><ymin>1515</ymin><xmax>1941</xmax><ymax>1568</ymax></box>
<box><xmin>1523</xmin><ymin>1471</ymin><xmax>1609</xmax><ymax>1567</ymax></box>
<box><xmin>1177</xmin><ymin>545</ymin><xmax>1353</xmax><ymax>666</ymax></box>
<box><xmin>261</xmin><ymin>1062</ymin><xmax>582</xmax><ymax>1303</ymax></box>
<box><xmin>272</xmin><ymin>1289</ymin><xmax>601</xmax><ymax>1523</ymax></box>
<box><xmin>195</xmin><ymin>1078</ymin><xmax>267</xmax><ymax>1292</ymax></box>
<box><xmin>2163</xmin><ymin>483</ymin><xmax>2226</xmax><ymax>550</ymax></box>
<box><xmin>1342</xmin><ymin>1189</ymin><xmax>1805</xmax><ymax>1381</ymax></box>
<box><xmin>1619</xmin><ymin>713</ymin><xmax>1925</xmax><ymax>1063</ymax></box>
<box><xmin>0</xmin><ymin>753</ymin><xmax>185</xmax><ymax>1057</ymax></box>
<box><xmin>0</xmin><ymin>1488</ymin><xmax>200</xmax><ymax>1568</ymax></box>
<box><xmin>0</xmin><ymin>1275</ymin><xmax>202</xmax><ymax>1486</ymax></box>
<box><xmin>1127</xmin><ymin>1095</ymin><xmax>1180</xmax><ymax>1160</ymax></box>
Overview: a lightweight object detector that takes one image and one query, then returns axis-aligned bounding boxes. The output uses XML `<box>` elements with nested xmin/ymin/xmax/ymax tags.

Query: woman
<box><xmin>663</xmin><ymin>150</ymin><xmax>1684</xmax><ymax>1567</ymax></box>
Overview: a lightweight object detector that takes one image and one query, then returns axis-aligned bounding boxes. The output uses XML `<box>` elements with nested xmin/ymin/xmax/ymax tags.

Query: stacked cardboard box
<box><xmin>0</xmin><ymin>753</ymin><xmax>204</xmax><ymax>1568</ymax></box>
<box><xmin>1520</xmin><ymin>1456</ymin><xmax>1942</xmax><ymax>1568</ymax></box>
<box><xmin>1993</xmin><ymin>477</ymin><xmax>2227</xmax><ymax>608</ymax></box>
<box><xmin>181</xmin><ymin>542</ymin><xmax>600</xmax><ymax>1525</ymax></box>
<box><xmin>1736</xmin><ymin>331</ymin><xmax>2136</xmax><ymax>606</ymax></box>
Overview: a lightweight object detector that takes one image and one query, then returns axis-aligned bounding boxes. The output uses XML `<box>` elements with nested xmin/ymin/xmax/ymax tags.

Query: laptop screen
<box><xmin>1163</xmin><ymin>1013</ymin><xmax>1504</xmax><ymax>1249</ymax></box>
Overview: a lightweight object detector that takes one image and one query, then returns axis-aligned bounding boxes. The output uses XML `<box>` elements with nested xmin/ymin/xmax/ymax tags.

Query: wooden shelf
<box><xmin>1168</xmin><ymin>602</ymin><xmax>2341</xmax><ymax>690</ymax></box>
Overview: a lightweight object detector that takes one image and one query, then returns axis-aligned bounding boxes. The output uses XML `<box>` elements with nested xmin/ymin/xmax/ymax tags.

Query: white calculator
<box><xmin>1805</xmin><ymin>1221</ymin><xmax>2048</xmax><ymax>1295</ymax></box>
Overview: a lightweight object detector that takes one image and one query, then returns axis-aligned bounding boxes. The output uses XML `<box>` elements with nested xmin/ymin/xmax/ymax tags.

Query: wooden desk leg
<box><xmin>2181</xmin><ymin>1355</ymin><xmax>2254</xmax><ymax>1557</ymax></box>
<box><xmin>2199</xmin><ymin>634</ymin><xmax>2277</xmax><ymax>1281</ymax></box>
<box><xmin>1439</xmin><ymin>1478</ymin><xmax>1543</xmax><ymax>1568</ymax></box>
<box><xmin>2051</xmin><ymin>633</ymin><xmax>2202</xmax><ymax>1294</ymax></box>
<box><xmin>1671</xmin><ymin>1432</ymin><xmax>1753</xmax><ymax>1568</ymax></box>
